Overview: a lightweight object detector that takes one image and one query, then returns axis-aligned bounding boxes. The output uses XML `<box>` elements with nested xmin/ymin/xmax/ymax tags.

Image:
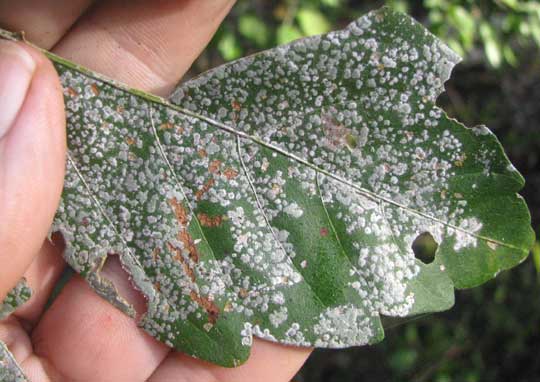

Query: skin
<box><xmin>0</xmin><ymin>1</ymin><xmax>312</xmax><ymax>381</ymax></box>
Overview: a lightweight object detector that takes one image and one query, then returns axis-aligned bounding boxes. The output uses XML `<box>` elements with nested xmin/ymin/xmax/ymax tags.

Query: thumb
<box><xmin>0</xmin><ymin>40</ymin><xmax>66</xmax><ymax>299</ymax></box>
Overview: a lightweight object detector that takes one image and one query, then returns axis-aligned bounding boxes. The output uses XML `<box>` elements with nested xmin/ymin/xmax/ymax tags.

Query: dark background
<box><xmin>190</xmin><ymin>1</ymin><xmax>540</xmax><ymax>381</ymax></box>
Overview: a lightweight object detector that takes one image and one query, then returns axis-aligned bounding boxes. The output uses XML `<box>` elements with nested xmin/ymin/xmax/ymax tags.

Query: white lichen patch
<box><xmin>313</xmin><ymin>305</ymin><xmax>375</xmax><ymax>347</ymax></box>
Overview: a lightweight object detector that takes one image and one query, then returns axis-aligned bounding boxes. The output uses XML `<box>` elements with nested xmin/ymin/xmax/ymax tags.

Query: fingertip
<box><xmin>0</xmin><ymin>39</ymin><xmax>66</xmax><ymax>298</ymax></box>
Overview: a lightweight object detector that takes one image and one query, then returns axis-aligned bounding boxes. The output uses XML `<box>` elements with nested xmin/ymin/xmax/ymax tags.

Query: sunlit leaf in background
<box><xmin>238</xmin><ymin>14</ymin><xmax>270</xmax><ymax>47</ymax></box>
<box><xmin>276</xmin><ymin>24</ymin><xmax>303</xmax><ymax>45</ymax></box>
<box><xmin>217</xmin><ymin>30</ymin><xmax>243</xmax><ymax>61</ymax></box>
<box><xmin>297</xmin><ymin>7</ymin><xmax>331</xmax><ymax>36</ymax></box>
<box><xmin>480</xmin><ymin>22</ymin><xmax>502</xmax><ymax>67</ymax></box>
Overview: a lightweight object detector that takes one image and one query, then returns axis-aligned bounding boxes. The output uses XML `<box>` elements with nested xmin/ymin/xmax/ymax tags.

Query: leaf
<box><xmin>0</xmin><ymin>342</ymin><xmax>27</xmax><ymax>382</ymax></box>
<box><xmin>238</xmin><ymin>14</ymin><xmax>270</xmax><ymax>47</ymax></box>
<box><xmin>0</xmin><ymin>279</ymin><xmax>31</xmax><ymax>320</ymax></box>
<box><xmin>296</xmin><ymin>7</ymin><xmax>331</xmax><ymax>36</ymax></box>
<box><xmin>0</xmin><ymin>6</ymin><xmax>534</xmax><ymax>368</ymax></box>
<box><xmin>217</xmin><ymin>30</ymin><xmax>243</xmax><ymax>61</ymax></box>
<box><xmin>276</xmin><ymin>24</ymin><xmax>303</xmax><ymax>45</ymax></box>
<box><xmin>480</xmin><ymin>22</ymin><xmax>502</xmax><ymax>67</ymax></box>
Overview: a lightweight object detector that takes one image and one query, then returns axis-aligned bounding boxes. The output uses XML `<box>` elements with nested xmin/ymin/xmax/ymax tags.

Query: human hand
<box><xmin>0</xmin><ymin>1</ymin><xmax>311</xmax><ymax>381</ymax></box>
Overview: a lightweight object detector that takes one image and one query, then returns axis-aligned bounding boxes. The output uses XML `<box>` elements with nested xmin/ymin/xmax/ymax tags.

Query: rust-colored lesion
<box><xmin>67</xmin><ymin>87</ymin><xmax>78</xmax><ymax>97</ymax></box>
<box><xmin>90</xmin><ymin>83</ymin><xmax>100</xmax><ymax>96</ymax></box>
<box><xmin>167</xmin><ymin>198</ymin><xmax>221</xmax><ymax>323</ymax></box>
<box><xmin>159</xmin><ymin>122</ymin><xmax>173</xmax><ymax>130</ymax></box>
<box><xmin>169</xmin><ymin>197</ymin><xmax>189</xmax><ymax>225</ymax></box>
<box><xmin>321</xmin><ymin>109</ymin><xmax>355</xmax><ymax>151</ymax></box>
<box><xmin>190</xmin><ymin>291</ymin><xmax>220</xmax><ymax>324</ymax></box>
<box><xmin>195</xmin><ymin>178</ymin><xmax>215</xmax><ymax>201</ymax></box>
<box><xmin>223</xmin><ymin>167</ymin><xmax>239</xmax><ymax>180</ymax></box>
<box><xmin>197</xmin><ymin>213</ymin><xmax>223</xmax><ymax>228</ymax></box>
<box><xmin>208</xmin><ymin>159</ymin><xmax>222</xmax><ymax>174</ymax></box>
<box><xmin>169</xmin><ymin>198</ymin><xmax>199</xmax><ymax>263</ymax></box>
<box><xmin>166</xmin><ymin>241</ymin><xmax>196</xmax><ymax>281</ymax></box>
<box><xmin>231</xmin><ymin>100</ymin><xmax>241</xmax><ymax>111</ymax></box>
<box><xmin>151</xmin><ymin>248</ymin><xmax>161</xmax><ymax>262</ymax></box>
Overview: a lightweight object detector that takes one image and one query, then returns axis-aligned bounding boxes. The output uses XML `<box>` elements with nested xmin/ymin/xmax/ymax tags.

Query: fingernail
<box><xmin>0</xmin><ymin>41</ymin><xmax>36</xmax><ymax>140</ymax></box>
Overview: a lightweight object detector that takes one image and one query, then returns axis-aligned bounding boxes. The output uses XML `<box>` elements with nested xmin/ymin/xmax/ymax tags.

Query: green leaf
<box><xmin>0</xmin><ymin>6</ymin><xmax>534</xmax><ymax>368</ymax></box>
<box><xmin>217</xmin><ymin>30</ymin><xmax>242</xmax><ymax>61</ymax></box>
<box><xmin>0</xmin><ymin>279</ymin><xmax>32</xmax><ymax>320</ymax></box>
<box><xmin>276</xmin><ymin>24</ymin><xmax>303</xmax><ymax>45</ymax></box>
<box><xmin>532</xmin><ymin>240</ymin><xmax>540</xmax><ymax>278</ymax></box>
<box><xmin>0</xmin><ymin>341</ymin><xmax>27</xmax><ymax>382</ymax></box>
<box><xmin>296</xmin><ymin>7</ymin><xmax>331</xmax><ymax>36</ymax></box>
<box><xmin>448</xmin><ymin>5</ymin><xmax>476</xmax><ymax>50</ymax></box>
<box><xmin>238</xmin><ymin>14</ymin><xmax>270</xmax><ymax>47</ymax></box>
<box><xmin>503</xmin><ymin>44</ymin><xmax>518</xmax><ymax>66</ymax></box>
<box><xmin>480</xmin><ymin>22</ymin><xmax>503</xmax><ymax>67</ymax></box>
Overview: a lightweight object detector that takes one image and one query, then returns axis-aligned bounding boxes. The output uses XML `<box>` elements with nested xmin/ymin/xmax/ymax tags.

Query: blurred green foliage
<box><xmin>191</xmin><ymin>1</ymin><xmax>540</xmax><ymax>381</ymax></box>
<box><xmin>206</xmin><ymin>0</ymin><xmax>540</xmax><ymax>69</ymax></box>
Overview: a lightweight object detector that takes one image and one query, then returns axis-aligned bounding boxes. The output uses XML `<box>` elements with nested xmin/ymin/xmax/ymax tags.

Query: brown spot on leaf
<box><xmin>321</xmin><ymin>109</ymin><xmax>354</xmax><ymax>151</ymax></box>
<box><xmin>126</xmin><ymin>136</ymin><xmax>135</xmax><ymax>145</ymax></box>
<box><xmin>168</xmin><ymin>198</ymin><xmax>200</xmax><ymax>263</ymax></box>
<box><xmin>197</xmin><ymin>213</ymin><xmax>223</xmax><ymax>228</ymax></box>
<box><xmin>167</xmin><ymin>242</ymin><xmax>196</xmax><ymax>281</ymax></box>
<box><xmin>231</xmin><ymin>100</ymin><xmax>241</xmax><ymax>111</ymax></box>
<box><xmin>208</xmin><ymin>160</ymin><xmax>222</xmax><ymax>174</ymax></box>
<box><xmin>67</xmin><ymin>87</ymin><xmax>78</xmax><ymax>97</ymax></box>
<box><xmin>151</xmin><ymin>248</ymin><xmax>161</xmax><ymax>262</ymax></box>
<box><xmin>169</xmin><ymin>198</ymin><xmax>199</xmax><ymax>263</ymax></box>
<box><xmin>90</xmin><ymin>83</ymin><xmax>100</xmax><ymax>96</ymax></box>
<box><xmin>223</xmin><ymin>301</ymin><xmax>233</xmax><ymax>312</ymax></box>
<box><xmin>195</xmin><ymin>178</ymin><xmax>215</xmax><ymax>201</ymax></box>
<box><xmin>320</xmin><ymin>227</ymin><xmax>329</xmax><ymax>237</ymax></box>
<box><xmin>179</xmin><ymin>231</ymin><xmax>200</xmax><ymax>263</ymax></box>
<box><xmin>223</xmin><ymin>167</ymin><xmax>239</xmax><ymax>180</ymax></box>
<box><xmin>159</xmin><ymin>122</ymin><xmax>173</xmax><ymax>130</ymax></box>
<box><xmin>190</xmin><ymin>291</ymin><xmax>220</xmax><ymax>324</ymax></box>
<box><xmin>454</xmin><ymin>153</ymin><xmax>467</xmax><ymax>167</ymax></box>
<box><xmin>169</xmin><ymin>198</ymin><xmax>189</xmax><ymax>226</ymax></box>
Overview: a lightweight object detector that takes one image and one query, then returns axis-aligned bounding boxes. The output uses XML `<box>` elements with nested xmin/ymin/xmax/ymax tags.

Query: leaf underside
<box><xmin>0</xmin><ymin>7</ymin><xmax>534</xmax><ymax>367</ymax></box>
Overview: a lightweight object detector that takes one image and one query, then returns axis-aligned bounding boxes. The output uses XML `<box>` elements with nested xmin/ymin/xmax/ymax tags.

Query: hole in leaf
<box><xmin>412</xmin><ymin>232</ymin><xmax>438</xmax><ymax>264</ymax></box>
<box><xmin>101</xmin><ymin>254</ymin><xmax>149</xmax><ymax>321</ymax></box>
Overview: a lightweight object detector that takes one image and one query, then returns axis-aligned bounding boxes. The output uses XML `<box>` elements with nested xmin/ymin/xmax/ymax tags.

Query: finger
<box><xmin>0</xmin><ymin>0</ymin><xmax>95</xmax><ymax>49</ymax></box>
<box><xmin>0</xmin><ymin>40</ymin><xmax>66</xmax><ymax>300</ymax></box>
<box><xmin>148</xmin><ymin>339</ymin><xmax>311</xmax><ymax>382</ymax></box>
<box><xmin>32</xmin><ymin>262</ymin><xmax>170</xmax><ymax>382</ymax></box>
<box><xmin>53</xmin><ymin>0</ymin><xmax>235</xmax><ymax>95</ymax></box>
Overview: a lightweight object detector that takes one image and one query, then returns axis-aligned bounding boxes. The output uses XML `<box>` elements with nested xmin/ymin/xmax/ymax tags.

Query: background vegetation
<box><xmin>188</xmin><ymin>1</ymin><xmax>540</xmax><ymax>381</ymax></box>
